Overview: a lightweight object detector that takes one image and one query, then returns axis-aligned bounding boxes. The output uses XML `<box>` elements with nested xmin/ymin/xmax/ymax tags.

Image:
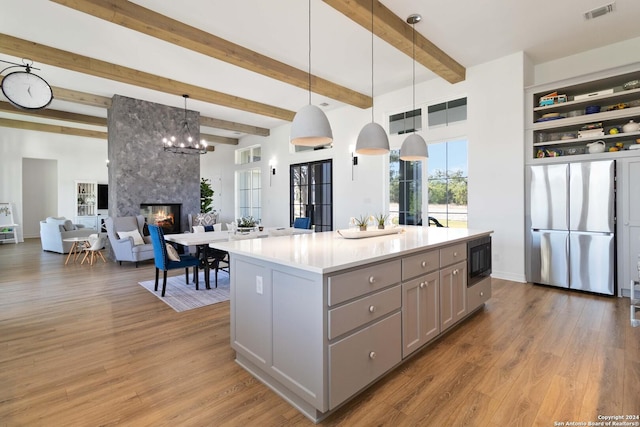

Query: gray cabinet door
<box><xmin>440</xmin><ymin>261</ymin><xmax>467</xmax><ymax>332</ymax></box>
<box><xmin>402</xmin><ymin>271</ymin><xmax>439</xmax><ymax>358</ymax></box>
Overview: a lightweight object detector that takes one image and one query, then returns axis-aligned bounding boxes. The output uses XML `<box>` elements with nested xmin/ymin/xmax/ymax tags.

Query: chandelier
<box><xmin>162</xmin><ymin>94</ymin><xmax>208</xmax><ymax>155</ymax></box>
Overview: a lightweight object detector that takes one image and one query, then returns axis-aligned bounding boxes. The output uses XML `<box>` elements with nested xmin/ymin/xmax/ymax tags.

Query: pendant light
<box><xmin>290</xmin><ymin>0</ymin><xmax>333</xmax><ymax>147</ymax></box>
<box><xmin>399</xmin><ymin>14</ymin><xmax>428</xmax><ymax>161</ymax></box>
<box><xmin>355</xmin><ymin>0</ymin><xmax>389</xmax><ymax>155</ymax></box>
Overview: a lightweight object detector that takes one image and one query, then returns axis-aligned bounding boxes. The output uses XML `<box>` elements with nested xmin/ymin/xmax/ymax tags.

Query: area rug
<box><xmin>138</xmin><ymin>271</ymin><xmax>230</xmax><ymax>312</ymax></box>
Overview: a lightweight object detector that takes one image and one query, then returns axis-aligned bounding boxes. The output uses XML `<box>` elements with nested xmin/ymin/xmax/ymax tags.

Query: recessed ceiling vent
<box><xmin>584</xmin><ymin>2</ymin><xmax>615</xmax><ymax>20</ymax></box>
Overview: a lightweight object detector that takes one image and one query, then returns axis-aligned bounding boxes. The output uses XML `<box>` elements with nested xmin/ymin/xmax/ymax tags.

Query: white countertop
<box><xmin>210</xmin><ymin>226</ymin><xmax>493</xmax><ymax>274</ymax></box>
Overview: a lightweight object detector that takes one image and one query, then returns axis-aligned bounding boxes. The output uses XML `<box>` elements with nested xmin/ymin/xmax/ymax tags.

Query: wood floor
<box><xmin>1</xmin><ymin>239</ymin><xmax>639</xmax><ymax>426</ymax></box>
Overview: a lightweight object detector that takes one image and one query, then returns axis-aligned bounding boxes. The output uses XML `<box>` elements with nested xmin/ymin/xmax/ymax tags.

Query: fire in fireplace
<box><xmin>140</xmin><ymin>203</ymin><xmax>181</xmax><ymax>234</ymax></box>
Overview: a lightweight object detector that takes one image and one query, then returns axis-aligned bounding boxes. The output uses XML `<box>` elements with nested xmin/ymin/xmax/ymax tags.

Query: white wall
<box><xmin>0</xmin><ymin>127</ymin><xmax>107</xmax><ymax>240</ymax></box>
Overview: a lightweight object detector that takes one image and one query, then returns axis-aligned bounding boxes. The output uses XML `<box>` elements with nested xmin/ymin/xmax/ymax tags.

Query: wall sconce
<box><xmin>105</xmin><ymin>159</ymin><xmax>110</xmax><ymax>168</ymax></box>
<box><xmin>269</xmin><ymin>158</ymin><xmax>277</xmax><ymax>186</ymax></box>
<box><xmin>349</xmin><ymin>145</ymin><xmax>358</xmax><ymax>180</ymax></box>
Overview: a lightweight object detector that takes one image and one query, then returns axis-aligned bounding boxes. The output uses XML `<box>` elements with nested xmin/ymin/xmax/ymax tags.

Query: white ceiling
<box><xmin>1</xmin><ymin>0</ymin><xmax>640</xmax><ymax>140</ymax></box>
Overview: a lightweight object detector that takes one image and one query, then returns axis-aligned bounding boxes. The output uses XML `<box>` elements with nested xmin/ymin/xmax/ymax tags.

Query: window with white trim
<box><xmin>236</xmin><ymin>168</ymin><xmax>261</xmax><ymax>221</ymax></box>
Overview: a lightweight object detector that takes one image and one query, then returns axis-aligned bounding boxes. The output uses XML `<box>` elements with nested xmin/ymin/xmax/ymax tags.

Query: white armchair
<box><xmin>40</xmin><ymin>217</ymin><xmax>95</xmax><ymax>254</ymax></box>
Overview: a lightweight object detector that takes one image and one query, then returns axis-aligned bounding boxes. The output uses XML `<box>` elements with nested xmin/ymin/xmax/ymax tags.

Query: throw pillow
<box><xmin>204</xmin><ymin>225</ymin><xmax>215</xmax><ymax>232</ymax></box>
<box><xmin>195</xmin><ymin>212</ymin><xmax>216</xmax><ymax>226</ymax></box>
<box><xmin>166</xmin><ymin>244</ymin><xmax>180</xmax><ymax>261</ymax></box>
<box><xmin>192</xmin><ymin>225</ymin><xmax>205</xmax><ymax>233</ymax></box>
<box><xmin>117</xmin><ymin>229</ymin><xmax>145</xmax><ymax>246</ymax></box>
<box><xmin>63</xmin><ymin>220</ymin><xmax>77</xmax><ymax>231</ymax></box>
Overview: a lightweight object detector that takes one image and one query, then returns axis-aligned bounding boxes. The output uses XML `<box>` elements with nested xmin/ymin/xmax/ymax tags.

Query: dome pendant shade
<box><xmin>399</xmin><ymin>133</ymin><xmax>428</xmax><ymax>161</ymax></box>
<box><xmin>290</xmin><ymin>104</ymin><xmax>333</xmax><ymax>147</ymax></box>
<box><xmin>356</xmin><ymin>122</ymin><xmax>390</xmax><ymax>155</ymax></box>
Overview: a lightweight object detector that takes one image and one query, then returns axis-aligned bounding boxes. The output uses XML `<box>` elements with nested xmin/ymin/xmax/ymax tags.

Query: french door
<box><xmin>290</xmin><ymin>159</ymin><xmax>333</xmax><ymax>232</ymax></box>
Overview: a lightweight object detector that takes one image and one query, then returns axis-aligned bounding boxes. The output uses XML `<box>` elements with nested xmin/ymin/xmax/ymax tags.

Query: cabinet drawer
<box><xmin>402</xmin><ymin>250</ymin><xmax>439</xmax><ymax>281</ymax></box>
<box><xmin>328</xmin><ymin>285</ymin><xmax>401</xmax><ymax>339</ymax></box>
<box><xmin>440</xmin><ymin>243</ymin><xmax>467</xmax><ymax>267</ymax></box>
<box><xmin>328</xmin><ymin>260</ymin><xmax>401</xmax><ymax>306</ymax></box>
<box><xmin>467</xmin><ymin>277</ymin><xmax>491</xmax><ymax>312</ymax></box>
<box><xmin>329</xmin><ymin>312</ymin><xmax>401</xmax><ymax>410</ymax></box>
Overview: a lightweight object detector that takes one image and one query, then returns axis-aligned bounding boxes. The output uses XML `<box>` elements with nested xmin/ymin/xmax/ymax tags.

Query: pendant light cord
<box><xmin>412</xmin><ymin>22</ymin><xmax>416</xmax><ymax>133</ymax></box>
<box><xmin>370</xmin><ymin>0</ymin><xmax>374</xmax><ymax>122</ymax></box>
<box><xmin>308</xmin><ymin>0</ymin><xmax>312</xmax><ymax>104</ymax></box>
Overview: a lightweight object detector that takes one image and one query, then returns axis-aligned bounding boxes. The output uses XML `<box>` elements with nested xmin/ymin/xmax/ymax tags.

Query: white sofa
<box><xmin>40</xmin><ymin>217</ymin><xmax>95</xmax><ymax>254</ymax></box>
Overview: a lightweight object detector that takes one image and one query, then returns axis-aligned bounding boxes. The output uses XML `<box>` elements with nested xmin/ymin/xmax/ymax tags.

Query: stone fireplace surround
<box><xmin>107</xmin><ymin>95</ymin><xmax>200</xmax><ymax>233</ymax></box>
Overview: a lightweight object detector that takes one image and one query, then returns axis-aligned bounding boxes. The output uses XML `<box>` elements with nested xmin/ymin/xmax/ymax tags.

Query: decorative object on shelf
<box><xmin>605</xmin><ymin>103</ymin><xmax>628</xmax><ymax>111</ymax></box>
<box><xmin>355</xmin><ymin>0</ymin><xmax>389</xmax><ymax>156</ymax></box>
<box><xmin>200</xmin><ymin>177</ymin><xmax>214</xmax><ymax>213</ymax></box>
<box><xmin>538</xmin><ymin>92</ymin><xmax>567</xmax><ymax>107</ymax></box>
<box><xmin>0</xmin><ymin>58</ymin><xmax>53</xmax><ymax>110</ymax></box>
<box><xmin>622</xmin><ymin>120</ymin><xmax>640</xmax><ymax>133</ymax></box>
<box><xmin>162</xmin><ymin>95</ymin><xmax>208</xmax><ymax>155</ymax></box>
<box><xmin>585</xmin><ymin>105</ymin><xmax>601</xmax><ymax>114</ymax></box>
<box><xmin>587</xmin><ymin>140</ymin><xmax>606</xmax><ymax>153</ymax></box>
<box><xmin>399</xmin><ymin>13</ymin><xmax>428</xmax><ymax>161</ymax></box>
<box><xmin>575</xmin><ymin>89</ymin><xmax>613</xmax><ymax>100</ymax></box>
<box><xmin>290</xmin><ymin>0</ymin><xmax>333</xmax><ymax>147</ymax></box>
<box><xmin>375</xmin><ymin>213</ymin><xmax>389</xmax><ymax>230</ymax></box>
<box><xmin>623</xmin><ymin>80</ymin><xmax>640</xmax><ymax>90</ymax></box>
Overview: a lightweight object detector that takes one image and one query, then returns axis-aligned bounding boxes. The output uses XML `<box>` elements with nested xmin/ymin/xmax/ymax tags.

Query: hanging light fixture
<box><xmin>355</xmin><ymin>0</ymin><xmax>389</xmax><ymax>155</ymax></box>
<box><xmin>290</xmin><ymin>0</ymin><xmax>333</xmax><ymax>147</ymax></box>
<box><xmin>162</xmin><ymin>94</ymin><xmax>208</xmax><ymax>155</ymax></box>
<box><xmin>399</xmin><ymin>14</ymin><xmax>428</xmax><ymax>161</ymax></box>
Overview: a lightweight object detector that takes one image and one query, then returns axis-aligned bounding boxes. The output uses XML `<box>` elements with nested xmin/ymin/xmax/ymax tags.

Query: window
<box><xmin>389</xmin><ymin>108</ymin><xmax>422</xmax><ymax>136</ymax></box>
<box><xmin>236</xmin><ymin>168</ymin><xmax>261</xmax><ymax>220</ymax></box>
<box><xmin>290</xmin><ymin>160</ymin><xmax>332</xmax><ymax>231</ymax></box>
<box><xmin>428</xmin><ymin>97</ymin><xmax>467</xmax><ymax>129</ymax></box>
<box><xmin>389</xmin><ymin>150</ymin><xmax>422</xmax><ymax>226</ymax></box>
<box><xmin>427</xmin><ymin>140</ymin><xmax>468</xmax><ymax>228</ymax></box>
<box><xmin>235</xmin><ymin>145</ymin><xmax>261</xmax><ymax>165</ymax></box>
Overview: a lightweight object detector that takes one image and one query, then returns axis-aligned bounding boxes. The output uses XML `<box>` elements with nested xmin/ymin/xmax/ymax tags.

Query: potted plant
<box><xmin>354</xmin><ymin>214</ymin><xmax>371</xmax><ymax>231</ymax></box>
<box><xmin>376</xmin><ymin>213</ymin><xmax>389</xmax><ymax>230</ymax></box>
<box><xmin>200</xmin><ymin>178</ymin><xmax>214</xmax><ymax>213</ymax></box>
<box><xmin>237</xmin><ymin>216</ymin><xmax>258</xmax><ymax>233</ymax></box>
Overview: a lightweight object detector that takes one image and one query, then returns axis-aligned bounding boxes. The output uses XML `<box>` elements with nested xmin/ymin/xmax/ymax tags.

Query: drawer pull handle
<box><xmin>369</xmin><ymin>351</ymin><xmax>376</xmax><ymax>360</ymax></box>
<box><xmin>421</xmin><ymin>261</ymin><xmax>427</xmax><ymax>268</ymax></box>
<box><xmin>419</xmin><ymin>282</ymin><xmax>426</xmax><ymax>289</ymax></box>
<box><xmin>369</xmin><ymin>305</ymin><xmax>376</xmax><ymax>313</ymax></box>
<box><xmin>368</xmin><ymin>276</ymin><xmax>375</xmax><ymax>284</ymax></box>
<box><xmin>453</xmin><ymin>251</ymin><xmax>458</xmax><ymax>257</ymax></box>
<box><xmin>480</xmin><ymin>291</ymin><xmax>484</xmax><ymax>297</ymax></box>
<box><xmin>453</xmin><ymin>269</ymin><xmax>458</xmax><ymax>276</ymax></box>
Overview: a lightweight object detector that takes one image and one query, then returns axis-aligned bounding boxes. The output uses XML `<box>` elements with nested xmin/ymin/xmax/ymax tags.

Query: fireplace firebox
<box><xmin>140</xmin><ymin>203</ymin><xmax>181</xmax><ymax>234</ymax></box>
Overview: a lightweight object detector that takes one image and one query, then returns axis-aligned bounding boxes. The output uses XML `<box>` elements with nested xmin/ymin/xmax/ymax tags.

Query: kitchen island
<box><xmin>211</xmin><ymin>226</ymin><xmax>493</xmax><ymax>423</ymax></box>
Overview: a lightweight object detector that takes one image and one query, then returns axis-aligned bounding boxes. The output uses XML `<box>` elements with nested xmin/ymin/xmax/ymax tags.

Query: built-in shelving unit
<box><xmin>75</xmin><ymin>181</ymin><xmax>98</xmax><ymax>229</ymax></box>
<box><xmin>526</xmin><ymin>68</ymin><xmax>640</xmax><ymax>160</ymax></box>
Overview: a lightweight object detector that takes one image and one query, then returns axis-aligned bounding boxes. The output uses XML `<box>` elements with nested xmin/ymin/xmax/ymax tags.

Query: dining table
<box><xmin>164</xmin><ymin>227</ymin><xmax>313</xmax><ymax>288</ymax></box>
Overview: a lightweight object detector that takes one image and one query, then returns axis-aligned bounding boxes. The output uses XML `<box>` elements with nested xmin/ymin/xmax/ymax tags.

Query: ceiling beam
<box><xmin>1</xmin><ymin>68</ymin><xmax>270</xmax><ymax>136</ymax></box>
<box><xmin>199</xmin><ymin>116</ymin><xmax>268</xmax><ymax>137</ymax></box>
<box><xmin>0</xmin><ymin>101</ymin><xmax>107</xmax><ymax>126</ymax></box>
<box><xmin>49</xmin><ymin>0</ymin><xmax>372</xmax><ymax>110</ymax></box>
<box><xmin>0</xmin><ymin>117</ymin><xmax>107</xmax><ymax>139</ymax></box>
<box><xmin>0</xmin><ymin>33</ymin><xmax>295</xmax><ymax>121</ymax></box>
<box><xmin>322</xmin><ymin>0</ymin><xmax>466</xmax><ymax>84</ymax></box>
<box><xmin>201</xmin><ymin>133</ymin><xmax>238</xmax><ymax>146</ymax></box>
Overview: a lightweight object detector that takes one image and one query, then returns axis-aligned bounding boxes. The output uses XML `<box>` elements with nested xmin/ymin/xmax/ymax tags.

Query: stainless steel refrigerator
<box><xmin>529</xmin><ymin>160</ymin><xmax>615</xmax><ymax>295</ymax></box>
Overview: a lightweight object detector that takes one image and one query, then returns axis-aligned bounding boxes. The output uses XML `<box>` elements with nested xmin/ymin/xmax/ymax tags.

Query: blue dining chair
<box><xmin>293</xmin><ymin>217</ymin><xmax>311</xmax><ymax>229</ymax></box>
<box><xmin>148</xmin><ymin>224</ymin><xmax>200</xmax><ymax>297</ymax></box>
